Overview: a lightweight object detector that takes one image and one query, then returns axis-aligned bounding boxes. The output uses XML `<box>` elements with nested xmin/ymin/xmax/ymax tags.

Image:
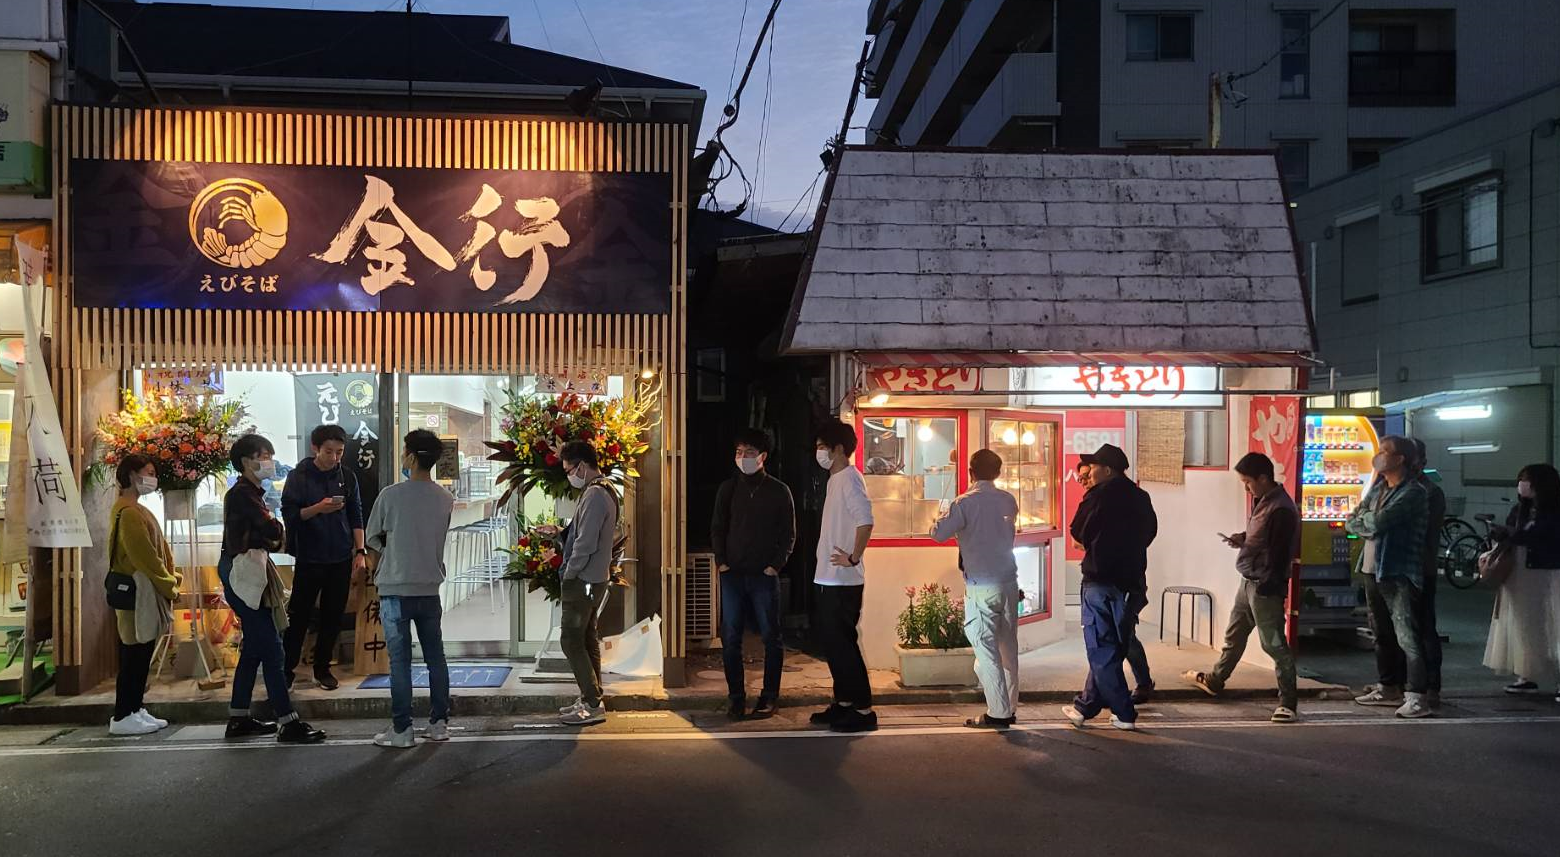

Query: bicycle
<box><xmin>1441</xmin><ymin>513</ymin><xmax>1500</xmax><ymax>590</ymax></box>
<box><xmin>1440</xmin><ymin>516</ymin><xmax>1478</xmax><ymax>551</ymax></box>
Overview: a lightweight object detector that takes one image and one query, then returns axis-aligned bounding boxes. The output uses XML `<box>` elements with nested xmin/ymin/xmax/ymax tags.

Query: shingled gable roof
<box><xmin>782</xmin><ymin>148</ymin><xmax>1316</xmax><ymax>360</ymax></box>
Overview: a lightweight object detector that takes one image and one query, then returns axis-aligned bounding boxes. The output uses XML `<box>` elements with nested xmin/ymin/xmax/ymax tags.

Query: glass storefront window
<box><xmin>986</xmin><ymin>414</ymin><xmax>1059</xmax><ymax>532</ymax></box>
<box><xmin>859</xmin><ymin>413</ymin><xmax>964</xmax><ymax>539</ymax></box>
<box><xmin>1015</xmin><ymin>544</ymin><xmax>1048</xmax><ymax>617</ymax></box>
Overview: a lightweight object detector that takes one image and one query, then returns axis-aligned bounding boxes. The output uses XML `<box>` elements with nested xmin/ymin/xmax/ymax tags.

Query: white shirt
<box><xmin>930</xmin><ymin>480</ymin><xmax>1018</xmax><ymax>587</ymax></box>
<box><xmin>815</xmin><ymin>466</ymin><xmax>875</xmax><ymax>586</ymax></box>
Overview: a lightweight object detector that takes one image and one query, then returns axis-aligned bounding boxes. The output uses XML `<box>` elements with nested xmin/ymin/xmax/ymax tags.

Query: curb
<box><xmin>0</xmin><ymin>684</ymin><xmax>1354</xmax><ymax>727</ymax></box>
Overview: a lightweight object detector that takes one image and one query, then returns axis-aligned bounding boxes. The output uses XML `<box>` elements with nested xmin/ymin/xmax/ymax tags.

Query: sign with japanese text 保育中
<box><xmin>1015</xmin><ymin>365</ymin><xmax>1222</xmax><ymax>409</ymax></box>
<box><xmin>68</xmin><ymin>160</ymin><xmax>672</xmax><ymax>315</ymax></box>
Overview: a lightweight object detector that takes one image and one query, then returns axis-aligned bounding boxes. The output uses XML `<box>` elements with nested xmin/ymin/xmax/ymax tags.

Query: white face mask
<box><xmin>134</xmin><ymin>474</ymin><xmax>158</xmax><ymax>496</ymax></box>
<box><xmin>1518</xmin><ymin>480</ymin><xmax>1534</xmax><ymax>499</ymax></box>
<box><xmin>252</xmin><ymin>459</ymin><xmax>277</xmax><ymax>481</ymax></box>
<box><xmin>736</xmin><ymin>455</ymin><xmax>762</xmax><ymax>476</ymax></box>
<box><xmin>815</xmin><ymin>449</ymin><xmax>834</xmax><ymax>470</ymax></box>
<box><xmin>566</xmin><ymin>465</ymin><xmax>589</xmax><ymax>490</ymax></box>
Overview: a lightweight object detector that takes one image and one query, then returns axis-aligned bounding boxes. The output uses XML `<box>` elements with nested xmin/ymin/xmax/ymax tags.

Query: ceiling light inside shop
<box><xmin>1447</xmin><ymin>442</ymin><xmax>1500</xmax><ymax>454</ymax></box>
<box><xmin>917</xmin><ymin>421</ymin><xmax>934</xmax><ymax>442</ymax></box>
<box><xmin>1002</xmin><ymin>428</ymin><xmax>1019</xmax><ymax>445</ymax></box>
<box><xmin>1020</xmin><ymin>430</ymin><xmax>1036</xmax><ymax>446</ymax></box>
<box><xmin>1435</xmin><ymin>404</ymin><xmax>1492</xmax><ymax>420</ymax></box>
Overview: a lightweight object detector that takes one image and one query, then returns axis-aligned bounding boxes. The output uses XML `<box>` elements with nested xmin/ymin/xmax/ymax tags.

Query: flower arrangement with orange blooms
<box><xmin>484</xmin><ymin>379</ymin><xmax>660</xmax><ymax>504</ymax></box>
<box><xmin>92</xmin><ymin>389</ymin><xmax>252</xmax><ymax>491</ymax></box>
<box><xmin>500</xmin><ymin>515</ymin><xmax>567</xmax><ymax>602</ymax></box>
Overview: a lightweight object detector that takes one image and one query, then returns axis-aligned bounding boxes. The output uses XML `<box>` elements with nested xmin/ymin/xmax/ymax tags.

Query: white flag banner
<box><xmin>19</xmin><ymin>277</ymin><xmax>92</xmax><ymax>549</ymax></box>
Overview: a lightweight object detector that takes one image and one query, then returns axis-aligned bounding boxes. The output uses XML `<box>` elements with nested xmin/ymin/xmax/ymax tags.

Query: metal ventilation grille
<box><xmin>685</xmin><ymin>552</ymin><xmax>718</xmax><ymax>644</ymax></box>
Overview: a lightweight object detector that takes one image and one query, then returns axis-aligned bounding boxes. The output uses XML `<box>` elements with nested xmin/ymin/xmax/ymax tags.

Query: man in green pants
<box><xmin>1182</xmin><ymin>452</ymin><xmax>1301</xmax><ymax>722</ymax></box>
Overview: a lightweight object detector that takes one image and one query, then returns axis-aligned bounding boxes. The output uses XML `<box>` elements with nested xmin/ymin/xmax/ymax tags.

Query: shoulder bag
<box><xmin>104</xmin><ymin>507</ymin><xmax>138</xmax><ymax>611</ymax></box>
<box><xmin>1477</xmin><ymin>539</ymin><xmax>1516</xmax><ymax>586</ymax></box>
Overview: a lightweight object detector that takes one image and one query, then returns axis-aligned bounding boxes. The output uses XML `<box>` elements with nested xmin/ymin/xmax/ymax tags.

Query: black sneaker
<box><xmin>1131</xmin><ymin>682</ymin><xmax>1155</xmax><ymax>705</ymax></box>
<box><xmin>830</xmin><ymin>709</ymin><xmax>879</xmax><ymax>733</ymax></box>
<box><xmin>277</xmin><ymin>720</ymin><xmax>327</xmax><ymax>744</ymax></box>
<box><xmin>224</xmin><ymin>717</ymin><xmax>278</xmax><ymax>739</ymax></box>
<box><xmin>726</xmin><ymin>700</ymin><xmax>746</xmax><ymax>722</ymax></box>
<box><xmin>749</xmin><ymin>698</ymin><xmax>779</xmax><ymax>719</ymax></box>
<box><xmin>809</xmin><ymin>703</ymin><xmax>850</xmax><ymax>726</ymax></box>
<box><xmin>314</xmin><ymin>670</ymin><xmax>340</xmax><ymax>691</ymax></box>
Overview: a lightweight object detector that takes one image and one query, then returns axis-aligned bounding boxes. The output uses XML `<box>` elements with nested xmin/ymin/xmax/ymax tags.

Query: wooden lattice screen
<box><xmin>1135</xmin><ymin>410</ymin><xmax>1186</xmax><ymax>485</ymax></box>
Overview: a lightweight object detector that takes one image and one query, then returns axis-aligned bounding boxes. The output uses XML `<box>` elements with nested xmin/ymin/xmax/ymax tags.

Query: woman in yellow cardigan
<box><xmin>108</xmin><ymin>453</ymin><xmax>181</xmax><ymax>736</ymax></box>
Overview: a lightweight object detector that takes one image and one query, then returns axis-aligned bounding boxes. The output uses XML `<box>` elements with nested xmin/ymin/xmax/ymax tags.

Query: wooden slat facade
<box><xmin>50</xmin><ymin>104</ymin><xmax>690</xmax><ymax>682</ymax></box>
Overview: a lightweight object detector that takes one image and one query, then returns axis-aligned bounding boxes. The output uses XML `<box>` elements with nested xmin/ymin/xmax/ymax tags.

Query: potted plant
<box><xmin>91</xmin><ymin>389</ymin><xmax>250</xmax><ymax>516</ymax></box>
<box><xmin>895</xmin><ymin>583</ymin><xmax>977</xmax><ymax>687</ymax></box>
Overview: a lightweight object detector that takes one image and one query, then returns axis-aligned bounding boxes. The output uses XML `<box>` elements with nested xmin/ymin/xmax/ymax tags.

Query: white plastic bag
<box><xmin>602</xmin><ymin>614</ymin><xmax>663</xmax><ymax>677</ymax></box>
<box><xmin>229</xmin><ymin>548</ymin><xmax>269</xmax><ymax>611</ymax></box>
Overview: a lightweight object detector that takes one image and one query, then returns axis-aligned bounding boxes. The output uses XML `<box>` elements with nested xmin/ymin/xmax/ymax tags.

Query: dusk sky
<box><xmin>201</xmin><ymin>0</ymin><xmax>870</xmax><ymax>229</ymax></box>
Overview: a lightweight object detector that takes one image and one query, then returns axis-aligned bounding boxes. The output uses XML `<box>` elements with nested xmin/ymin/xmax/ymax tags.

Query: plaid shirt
<box><xmin>1346</xmin><ymin>478</ymin><xmax>1429</xmax><ymax>587</ymax></box>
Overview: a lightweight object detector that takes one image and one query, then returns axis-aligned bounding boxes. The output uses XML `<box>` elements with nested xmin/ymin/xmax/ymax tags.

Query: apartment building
<box><xmin>863</xmin><ymin>0</ymin><xmax>1560</xmax><ymax>192</ymax></box>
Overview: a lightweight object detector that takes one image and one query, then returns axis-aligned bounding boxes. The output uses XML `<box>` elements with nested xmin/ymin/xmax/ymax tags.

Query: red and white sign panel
<box><xmin>1248</xmin><ymin>395</ymin><xmax>1302</xmax><ymax>490</ymax></box>
<box><xmin>1062</xmin><ymin>410</ymin><xmax>1127</xmax><ymax>562</ymax></box>
<box><xmin>1020</xmin><ymin>365</ymin><xmax>1221</xmax><ymax>408</ymax></box>
<box><xmin>868</xmin><ymin>366</ymin><xmax>980</xmax><ymax>394</ymax></box>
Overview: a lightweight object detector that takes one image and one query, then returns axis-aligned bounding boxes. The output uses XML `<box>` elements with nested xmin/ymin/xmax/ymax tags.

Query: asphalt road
<box><xmin>2</xmin><ymin>698</ymin><xmax>1557</xmax><ymax>857</ymax></box>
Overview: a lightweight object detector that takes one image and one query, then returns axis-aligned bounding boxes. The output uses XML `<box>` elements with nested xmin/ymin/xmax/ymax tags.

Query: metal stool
<box><xmin>1159</xmin><ymin>586</ymin><xmax>1214</xmax><ymax>647</ymax></box>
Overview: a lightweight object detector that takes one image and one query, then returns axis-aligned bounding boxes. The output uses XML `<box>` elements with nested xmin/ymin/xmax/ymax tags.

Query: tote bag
<box><xmin>229</xmin><ymin>548</ymin><xmax>270</xmax><ymax>610</ymax></box>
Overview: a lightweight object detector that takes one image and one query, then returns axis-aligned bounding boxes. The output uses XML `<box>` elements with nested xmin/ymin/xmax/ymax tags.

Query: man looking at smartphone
<box><xmin>1181</xmin><ymin>452</ymin><xmax>1301</xmax><ymax>722</ymax></box>
<box><xmin>281</xmin><ymin>424</ymin><xmax>367</xmax><ymax>691</ymax></box>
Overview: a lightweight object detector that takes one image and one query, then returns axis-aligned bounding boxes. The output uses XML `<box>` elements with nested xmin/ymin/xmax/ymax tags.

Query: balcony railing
<box><xmin>1348</xmin><ymin>51</ymin><xmax>1456</xmax><ymax>107</ymax></box>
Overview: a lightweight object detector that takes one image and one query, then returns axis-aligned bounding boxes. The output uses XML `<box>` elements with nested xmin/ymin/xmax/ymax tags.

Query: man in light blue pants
<box><xmin>932</xmin><ymin>449</ymin><xmax>1021</xmax><ymax>729</ymax></box>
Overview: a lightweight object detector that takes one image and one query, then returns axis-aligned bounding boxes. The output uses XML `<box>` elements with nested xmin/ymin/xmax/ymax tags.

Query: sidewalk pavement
<box><xmin>1</xmin><ymin>623</ymin><xmax>1349</xmax><ymax>727</ymax></box>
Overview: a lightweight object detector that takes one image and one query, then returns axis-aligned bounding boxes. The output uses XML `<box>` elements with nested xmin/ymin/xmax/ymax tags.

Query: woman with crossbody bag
<box><xmin>1484</xmin><ymin>463</ymin><xmax>1560</xmax><ymax>702</ymax></box>
<box><xmin>106</xmin><ymin>454</ymin><xmax>181</xmax><ymax>736</ymax></box>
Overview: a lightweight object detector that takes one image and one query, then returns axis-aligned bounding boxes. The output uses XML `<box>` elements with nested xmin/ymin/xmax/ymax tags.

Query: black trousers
<box><xmin>283</xmin><ymin>559</ymin><xmax>352</xmax><ymax>677</ymax></box>
<box><xmin>815</xmin><ymin>584</ymin><xmax>872</xmax><ymax>709</ymax></box>
<box><xmin>115</xmin><ymin>641</ymin><xmax>156</xmax><ymax>720</ymax></box>
<box><xmin>1419</xmin><ymin>569</ymin><xmax>1443</xmax><ymax>693</ymax></box>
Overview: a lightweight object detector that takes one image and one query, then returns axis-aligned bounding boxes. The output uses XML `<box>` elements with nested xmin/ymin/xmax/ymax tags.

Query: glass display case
<box><xmin>859</xmin><ymin>412</ymin><xmax>964</xmax><ymax>539</ymax></box>
<box><xmin>986</xmin><ymin>413</ymin><xmax>1060</xmax><ymax>532</ymax></box>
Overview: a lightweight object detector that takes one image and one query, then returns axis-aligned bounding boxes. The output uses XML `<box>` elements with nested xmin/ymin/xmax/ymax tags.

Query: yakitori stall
<box><xmin>784</xmin><ymin>147</ymin><xmax>1316</xmax><ymax>671</ymax></box>
<box><xmin>47</xmin><ymin>105</ymin><xmax>691</xmax><ymax>693</ymax></box>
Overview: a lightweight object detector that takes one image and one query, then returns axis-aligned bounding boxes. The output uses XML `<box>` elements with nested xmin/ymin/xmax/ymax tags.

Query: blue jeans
<box><xmin>380</xmin><ymin>595</ymin><xmax>452</xmax><ymax>733</ymax></box>
<box><xmin>1073</xmin><ymin>582</ymin><xmax>1137</xmax><ymax>723</ymax></box>
<box><xmin>218</xmin><ymin>555</ymin><xmax>296</xmax><ymax>723</ymax></box>
<box><xmin>1125</xmin><ymin>589</ymin><xmax>1152</xmax><ymax>689</ymax></box>
<box><xmin>720</xmin><ymin>570</ymin><xmax>783</xmax><ymax>703</ymax></box>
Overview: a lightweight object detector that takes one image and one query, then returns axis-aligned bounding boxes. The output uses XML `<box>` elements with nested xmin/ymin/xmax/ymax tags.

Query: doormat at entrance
<box><xmin>358</xmin><ymin>665</ymin><xmax>513</xmax><ymax>689</ymax></box>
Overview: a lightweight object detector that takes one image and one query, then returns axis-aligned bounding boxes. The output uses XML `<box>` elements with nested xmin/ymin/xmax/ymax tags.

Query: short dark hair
<box><xmin>229</xmin><ymin>433</ymin><xmax>275</xmax><ymax>471</ymax></box>
<box><xmin>1380</xmin><ymin>435</ymin><xmax>1412</xmax><ymax>467</ymax></box>
<box><xmin>1411</xmin><ymin>437</ymin><xmax>1429</xmax><ymax>471</ymax></box>
<box><xmin>970</xmin><ymin>449</ymin><xmax>1003</xmax><ymax>481</ymax></box>
<box><xmin>404</xmin><ymin>429</ymin><xmax>442</xmax><ymax>471</ymax></box>
<box><xmin>734</xmin><ymin>428</ymin><xmax>771</xmax><ymax>455</ymax></box>
<box><xmin>116</xmin><ymin>453</ymin><xmax>154</xmax><ymax>489</ymax></box>
<box><xmin>311</xmin><ymin>424</ymin><xmax>348</xmax><ymax>449</ymax></box>
<box><xmin>1234</xmin><ymin>452</ymin><xmax>1276</xmax><ymax>482</ymax></box>
<box><xmin>560</xmin><ymin>440</ymin><xmax>598</xmax><ymax>468</ymax></box>
<box><xmin>816</xmin><ymin>419</ymin><xmax>858</xmax><ymax>457</ymax></box>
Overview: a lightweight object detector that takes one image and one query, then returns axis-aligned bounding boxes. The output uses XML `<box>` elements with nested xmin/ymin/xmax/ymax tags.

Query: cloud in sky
<box><xmin>186</xmin><ymin>0</ymin><xmax>869</xmax><ymax>230</ymax></box>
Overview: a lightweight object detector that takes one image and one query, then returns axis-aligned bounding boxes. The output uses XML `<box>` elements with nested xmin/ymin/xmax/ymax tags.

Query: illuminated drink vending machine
<box><xmin>1296</xmin><ymin>408</ymin><xmax>1384</xmax><ymax>634</ymax></box>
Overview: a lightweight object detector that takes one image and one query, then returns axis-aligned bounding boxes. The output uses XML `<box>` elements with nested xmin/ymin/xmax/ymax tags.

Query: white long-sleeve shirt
<box><xmin>815</xmin><ymin>466</ymin><xmax>875</xmax><ymax>586</ymax></box>
<box><xmin>930</xmin><ymin>480</ymin><xmax>1018</xmax><ymax>586</ymax></box>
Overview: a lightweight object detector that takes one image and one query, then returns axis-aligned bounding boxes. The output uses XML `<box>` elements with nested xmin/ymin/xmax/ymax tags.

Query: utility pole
<box><xmin>1208</xmin><ymin>72</ymin><xmax>1223</xmax><ymax>148</ymax></box>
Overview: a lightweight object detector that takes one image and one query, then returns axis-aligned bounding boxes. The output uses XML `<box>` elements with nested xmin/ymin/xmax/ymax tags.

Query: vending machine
<box><xmin>1297</xmin><ymin>408</ymin><xmax>1384</xmax><ymax>634</ymax></box>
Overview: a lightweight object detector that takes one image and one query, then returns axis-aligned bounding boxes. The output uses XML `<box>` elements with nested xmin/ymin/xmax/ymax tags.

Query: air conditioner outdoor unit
<box><xmin>0</xmin><ymin>51</ymin><xmax>51</xmax><ymax>194</ymax></box>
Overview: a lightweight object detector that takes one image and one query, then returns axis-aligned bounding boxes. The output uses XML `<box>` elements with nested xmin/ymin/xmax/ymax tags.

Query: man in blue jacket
<box><xmin>1062</xmin><ymin>443</ymin><xmax>1157</xmax><ymax>730</ymax></box>
<box><xmin>281</xmin><ymin>424</ymin><xmax>367</xmax><ymax>691</ymax></box>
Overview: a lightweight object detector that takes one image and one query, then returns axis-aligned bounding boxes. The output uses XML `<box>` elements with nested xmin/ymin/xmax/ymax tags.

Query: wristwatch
<box><xmin>355</xmin><ymin>548</ymin><xmax>369</xmax><ymax>557</ymax></box>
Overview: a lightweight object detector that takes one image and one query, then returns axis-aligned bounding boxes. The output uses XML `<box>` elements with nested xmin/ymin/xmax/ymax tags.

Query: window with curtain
<box><xmin>1421</xmin><ymin>176</ymin><xmax>1500</xmax><ymax>279</ymax></box>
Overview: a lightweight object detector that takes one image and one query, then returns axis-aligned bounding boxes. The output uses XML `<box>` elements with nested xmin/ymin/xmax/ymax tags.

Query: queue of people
<box><xmin>105</xmin><ymin>418</ymin><xmax>1560</xmax><ymax>741</ymax></box>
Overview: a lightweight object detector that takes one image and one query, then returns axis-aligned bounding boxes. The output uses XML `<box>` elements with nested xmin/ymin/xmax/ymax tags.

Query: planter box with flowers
<box><xmin>485</xmin><ymin>385</ymin><xmax>658</xmax><ymax>604</ymax></box>
<box><xmin>896</xmin><ymin>583</ymin><xmax>977</xmax><ymax>687</ymax></box>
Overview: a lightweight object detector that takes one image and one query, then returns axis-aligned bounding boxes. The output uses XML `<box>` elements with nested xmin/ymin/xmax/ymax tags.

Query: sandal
<box><xmin>1271</xmin><ymin>706</ymin><xmax>1297</xmax><ymax>723</ymax></box>
<box><xmin>964</xmin><ymin>714</ymin><xmax>1016</xmax><ymax>730</ymax></box>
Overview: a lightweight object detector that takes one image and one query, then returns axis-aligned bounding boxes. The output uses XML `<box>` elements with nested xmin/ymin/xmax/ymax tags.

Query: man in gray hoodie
<box><xmin>558</xmin><ymin>440</ymin><xmax>618</xmax><ymax>726</ymax></box>
<box><xmin>365</xmin><ymin>429</ymin><xmax>455</xmax><ymax>749</ymax></box>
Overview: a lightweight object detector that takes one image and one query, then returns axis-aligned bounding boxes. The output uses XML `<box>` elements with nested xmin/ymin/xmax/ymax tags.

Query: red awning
<box><xmin>853</xmin><ymin>351</ymin><xmax>1317</xmax><ymax>368</ymax></box>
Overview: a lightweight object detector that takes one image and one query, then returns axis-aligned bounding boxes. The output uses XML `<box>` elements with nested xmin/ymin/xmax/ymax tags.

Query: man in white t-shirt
<box><xmin>809</xmin><ymin>419</ymin><xmax>877</xmax><ymax>733</ymax></box>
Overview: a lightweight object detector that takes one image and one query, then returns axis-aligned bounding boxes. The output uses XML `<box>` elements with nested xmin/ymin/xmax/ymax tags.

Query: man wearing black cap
<box><xmin>1062</xmin><ymin>443</ymin><xmax>1158</xmax><ymax>730</ymax></box>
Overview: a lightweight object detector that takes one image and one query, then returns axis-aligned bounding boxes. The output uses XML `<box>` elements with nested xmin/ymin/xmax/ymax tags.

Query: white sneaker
<box><xmin>1109</xmin><ymin>716</ymin><xmax>1137</xmax><ymax>731</ymax></box>
<box><xmin>1395</xmin><ymin>693</ymin><xmax>1433</xmax><ymax>719</ymax></box>
<box><xmin>108</xmin><ymin>715</ymin><xmax>160</xmax><ymax>737</ymax></box>
<box><xmin>559</xmin><ymin>703</ymin><xmax>607</xmax><ymax>726</ymax></box>
<box><xmin>426</xmin><ymin>721</ymin><xmax>451</xmax><ymax>742</ymax></box>
<box><xmin>134</xmin><ymin>709</ymin><xmax>169</xmax><ymax>730</ymax></box>
<box><xmin>373</xmin><ymin>726</ymin><xmax>417</xmax><ymax>748</ymax></box>
<box><xmin>1354</xmin><ymin>686</ymin><xmax>1404</xmax><ymax>707</ymax></box>
<box><xmin>559</xmin><ymin>697</ymin><xmax>585</xmax><ymax>715</ymax></box>
<box><xmin>1060</xmin><ymin>705</ymin><xmax>1087</xmax><ymax>728</ymax></box>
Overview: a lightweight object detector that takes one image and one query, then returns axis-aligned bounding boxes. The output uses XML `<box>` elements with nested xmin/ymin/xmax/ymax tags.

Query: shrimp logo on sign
<box><xmin>187</xmin><ymin>178</ymin><xmax>289</xmax><ymax>269</ymax></box>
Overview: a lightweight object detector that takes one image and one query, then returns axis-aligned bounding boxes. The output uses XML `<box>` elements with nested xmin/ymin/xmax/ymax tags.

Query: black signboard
<box><xmin>436</xmin><ymin>437</ymin><xmax>460</xmax><ymax>481</ymax></box>
<box><xmin>293</xmin><ymin>373</ymin><xmax>382</xmax><ymax>514</ymax></box>
<box><xmin>70</xmin><ymin>159</ymin><xmax>671</xmax><ymax>314</ymax></box>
